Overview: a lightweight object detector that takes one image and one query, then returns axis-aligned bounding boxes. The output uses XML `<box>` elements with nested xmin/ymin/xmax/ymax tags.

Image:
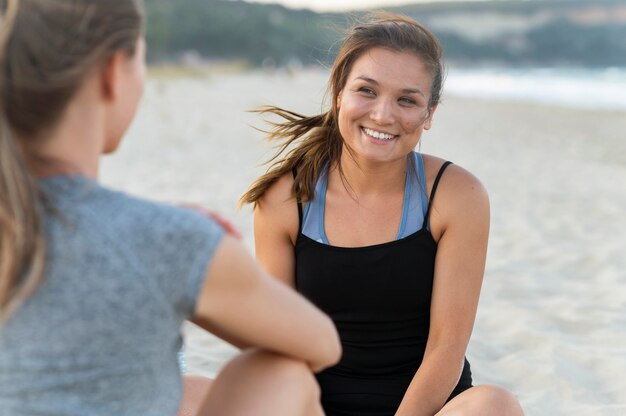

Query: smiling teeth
<box><xmin>363</xmin><ymin>128</ymin><xmax>395</xmax><ymax>141</ymax></box>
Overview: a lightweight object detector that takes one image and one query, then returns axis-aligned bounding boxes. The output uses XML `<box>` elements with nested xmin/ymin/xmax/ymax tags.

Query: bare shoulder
<box><xmin>421</xmin><ymin>154</ymin><xmax>489</xmax><ymax>238</ymax></box>
<box><xmin>255</xmin><ymin>171</ymin><xmax>300</xmax><ymax>244</ymax></box>
<box><xmin>422</xmin><ymin>153</ymin><xmax>488</xmax><ymax>204</ymax></box>
<box><xmin>256</xmin><ymin>171</ymin><xmax>300</xmax><ymax>219</ymax></box>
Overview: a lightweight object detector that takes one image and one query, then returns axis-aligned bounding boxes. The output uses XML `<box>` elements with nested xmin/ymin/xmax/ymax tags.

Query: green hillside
<box><xmin>144</xmin><ymin>0</ymin><xmax>626</xmax><ymax>67</ymax></box>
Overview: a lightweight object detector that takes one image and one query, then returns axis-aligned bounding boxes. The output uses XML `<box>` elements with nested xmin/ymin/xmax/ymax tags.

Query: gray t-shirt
<box><xmin>0</xmin><ymin>176</ymin><xmax>224</xmax><ymax>415</ymax></box>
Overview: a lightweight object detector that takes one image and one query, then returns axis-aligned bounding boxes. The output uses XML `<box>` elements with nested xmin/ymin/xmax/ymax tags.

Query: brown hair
<box><xmin>240</xmin><ymin>12</ymin><xmax>444</xmax><ymax>207</ymax></box>
<box><xmin>0</xmin><ymin>0</ymin><xmax>144</xmax><ymax>322</ymax></box>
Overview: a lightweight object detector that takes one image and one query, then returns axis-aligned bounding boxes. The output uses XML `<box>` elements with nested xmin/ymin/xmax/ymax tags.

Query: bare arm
<box><xmin>191</xmin><ymin>231</ymin><xmax>340</xmax><ymax>373</ymax></box>
<box><xmin>396</xmin><ymin>163</ymin><xmax>490</xmax><ymax>416</ymax></box>
<box><xmin>253</xmin><ymin>173</ymin><xmax>300</xmax><ymax>287</ymax></box>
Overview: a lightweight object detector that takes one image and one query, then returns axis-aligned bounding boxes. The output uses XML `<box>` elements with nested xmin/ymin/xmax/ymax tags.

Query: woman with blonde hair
<box><xmin>0</xmin><ymin>0</ymin><xmax>340</xmax><ymax>415</ymax></box>
<box><xmin>242</xmin><ymin>12</ymin><xmax>524</xmax><ymax>416</ymax></box>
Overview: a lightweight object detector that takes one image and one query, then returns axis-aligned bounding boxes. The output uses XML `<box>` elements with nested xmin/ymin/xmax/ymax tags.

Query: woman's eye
<box><xmin>399</xmin><ymin>97</ymin><xmax>417</xmax><ymax>106</ymax></box>
<box><xmin>358</xmin><ymin>87</ymin><xmax>376</xmax><ymax>95</ymax></box>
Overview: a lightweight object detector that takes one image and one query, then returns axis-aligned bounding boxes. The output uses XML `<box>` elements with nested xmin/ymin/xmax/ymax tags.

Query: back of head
<box><xmin>1</xmin><ymin>0</ymin><xmax>144</xmax><ymax>137</ymax></box>
<box><xmin>0</xmin><ymin>0</ymin><xmax>144</xmax><ymax>322</ymax></box>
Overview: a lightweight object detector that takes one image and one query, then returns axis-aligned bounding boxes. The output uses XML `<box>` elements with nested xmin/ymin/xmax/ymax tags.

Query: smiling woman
<box><xmin>241</xmin><ymin>12</ymin><xmax>525</xmax><ymax>416</ymax></box>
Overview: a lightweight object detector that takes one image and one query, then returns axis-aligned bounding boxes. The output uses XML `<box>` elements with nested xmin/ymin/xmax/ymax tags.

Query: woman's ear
<box><xmin>424</xmin><ymin>103</ymin><xmax>438</xmax><ymax>130</ymax></box>
<box><xmin>100</xmin><ymin>50</ymin><xmax>126</xmax><ymax>101</ymax></box>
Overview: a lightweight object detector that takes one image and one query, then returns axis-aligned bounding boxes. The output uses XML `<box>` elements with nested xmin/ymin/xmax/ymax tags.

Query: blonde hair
<box><xmin>0</xmin><ymin>0</ymin><xmax>144</xmax><ymax>322</ymax></box>
<box><xmin>240</xmin><ymin>12</ymin><xmax>444</xmax><ymax>207</ymax></box>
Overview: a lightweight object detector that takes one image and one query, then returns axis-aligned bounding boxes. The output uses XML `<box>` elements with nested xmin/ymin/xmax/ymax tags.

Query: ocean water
<box><xmin>445</xmin><ymin>67</ymin><xmax>626</xmax><ymax>111</ymax></box>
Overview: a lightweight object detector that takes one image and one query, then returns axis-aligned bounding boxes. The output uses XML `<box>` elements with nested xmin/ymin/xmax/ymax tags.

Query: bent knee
<box><xmin>257</xmin><ymin>351</ymin><xmax>320</xmax><ymax>394</ymax></box>
<box><xmin>226</xmin><ymin>349</ymin><xmax>320</xmax><ymax>394</ymax></box>
<box><xmin>471</xmin><ymin>385</ymin><xmax>523</xmax><ymax>415</ymax></box>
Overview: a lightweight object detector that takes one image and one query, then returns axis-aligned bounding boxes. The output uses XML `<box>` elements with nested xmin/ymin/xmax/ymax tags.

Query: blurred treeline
<box><xmin>145</xmin><ymin>0</ymin><xmax>626</xmax><ymax>67</ymax></box>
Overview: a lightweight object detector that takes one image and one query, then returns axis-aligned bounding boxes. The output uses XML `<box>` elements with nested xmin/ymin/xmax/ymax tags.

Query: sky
<box><xmin>247</xmin><ymin>0</ymin><xmax>487</xmax><ymax>13</ymax></box>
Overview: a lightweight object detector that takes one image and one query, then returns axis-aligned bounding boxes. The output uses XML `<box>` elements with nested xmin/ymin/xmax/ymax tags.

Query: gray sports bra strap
<box><xmin>424</xmin><ymin>161</ymin><xmax>453</xmax><ymax>229</ymax></box>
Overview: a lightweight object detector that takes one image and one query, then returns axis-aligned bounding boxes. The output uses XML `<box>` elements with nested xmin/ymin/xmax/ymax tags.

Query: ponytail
<box><xmin>239</xmin><ymin>106</ymin><xmax>343</xmax><ymax>208</ymax></box>
<box><xmin>0</xmin><ymin>0</ymin><xmax>46</xmax><ymax>323</ymax></box>
<box><xmin>0</xmin><ymin>117</ymin><xmax>46</xmax><ymax>323</ymax></box>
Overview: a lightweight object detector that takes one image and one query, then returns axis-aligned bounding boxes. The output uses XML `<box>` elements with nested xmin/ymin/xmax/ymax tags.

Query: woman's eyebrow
<box><xmin>355</xmin><ymin>75</ymin><xmax>379</xmax><ymax>84</ymax></box>
<box><xmin>401</xmin><ymin>87</ymin><xmax>425</xmax><ymax>97</ymax></box>
<box><xmin>354</xmin><ymin>76</ymin><xmax>425</xmax><ymax>97</ymax></box>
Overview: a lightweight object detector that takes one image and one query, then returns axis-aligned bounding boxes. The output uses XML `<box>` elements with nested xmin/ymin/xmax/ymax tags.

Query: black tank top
<box><xmin>295</xmin><ymin>161</ymin><xmax>472</xmax><ymax>416</ymax></box>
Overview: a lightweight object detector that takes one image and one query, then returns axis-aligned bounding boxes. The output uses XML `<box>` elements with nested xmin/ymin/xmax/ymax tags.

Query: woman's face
<box><xmin>337</xmin><ymin>47</ymin><xmax>436</xmax><ymax>166</ymax></box>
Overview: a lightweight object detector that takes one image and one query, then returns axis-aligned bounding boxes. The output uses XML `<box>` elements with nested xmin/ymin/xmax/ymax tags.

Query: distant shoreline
<box><xmin>146</xmin><ymin>62</ymin><xmax>626</xmax><ymax>113</ymax></box>
<box><xmin>147</xmin><ymin>60</ymin><xmax>252</xmax><ymax>79</ymax></box>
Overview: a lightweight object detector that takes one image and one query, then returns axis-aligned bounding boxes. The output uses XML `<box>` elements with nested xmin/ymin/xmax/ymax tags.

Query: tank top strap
<box><xmin>424</xmin><ymin>161</ymin><xmax>453</xmax><ymax>230</ymax></box>
<box><xmin>292</xmin><ymin>167</ymin><xmax>303</xmax><ymax>235</ymax></box>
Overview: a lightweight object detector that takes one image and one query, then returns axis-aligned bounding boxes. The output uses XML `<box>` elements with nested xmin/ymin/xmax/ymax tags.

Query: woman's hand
<box><xmin>180</xmin><ymin>204</ymin><xmax>243</xmax><ymax>239</ymax></box>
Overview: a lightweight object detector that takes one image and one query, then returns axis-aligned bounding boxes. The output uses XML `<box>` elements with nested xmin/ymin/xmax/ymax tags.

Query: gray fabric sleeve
<box><xmin>104</xmin><ymin>197</ymin><xmax>227</xmax><ymax>321</ymax></box>
<box><xmin>150</xmin><ymin>207</ymin><xmax>226</xmax><ymax>319</ymax></box>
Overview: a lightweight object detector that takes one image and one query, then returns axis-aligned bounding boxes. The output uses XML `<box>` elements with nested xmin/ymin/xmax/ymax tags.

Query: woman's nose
<box><xmin>369</xmin><ymin>98</ymin><xmax>395</xmax><ymax>125</ymax></box>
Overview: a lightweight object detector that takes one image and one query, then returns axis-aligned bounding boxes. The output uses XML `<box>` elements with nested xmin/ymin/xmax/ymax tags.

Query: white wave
<box><xmin>445</xmin><ymin>67</ymin><xmax>626</xmax><ymax>111</ymax></box>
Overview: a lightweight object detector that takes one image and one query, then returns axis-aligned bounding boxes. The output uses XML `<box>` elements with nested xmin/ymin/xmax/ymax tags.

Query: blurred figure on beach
<box><xmin>242</xmin><ymin>12</ymin><xmax>524</xmax><ymax>416</ymax></box>
<box><xmin>0</xmin><ymin>0</ymin><xmax>340</xmax><ymax>415</ymax></box>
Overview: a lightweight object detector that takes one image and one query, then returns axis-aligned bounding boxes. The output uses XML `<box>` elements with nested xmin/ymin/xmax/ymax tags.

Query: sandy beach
<box><xmin>100</xmin><ymin>69</ymin><xmax>626</xmax><ymax>416</ymax></box>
